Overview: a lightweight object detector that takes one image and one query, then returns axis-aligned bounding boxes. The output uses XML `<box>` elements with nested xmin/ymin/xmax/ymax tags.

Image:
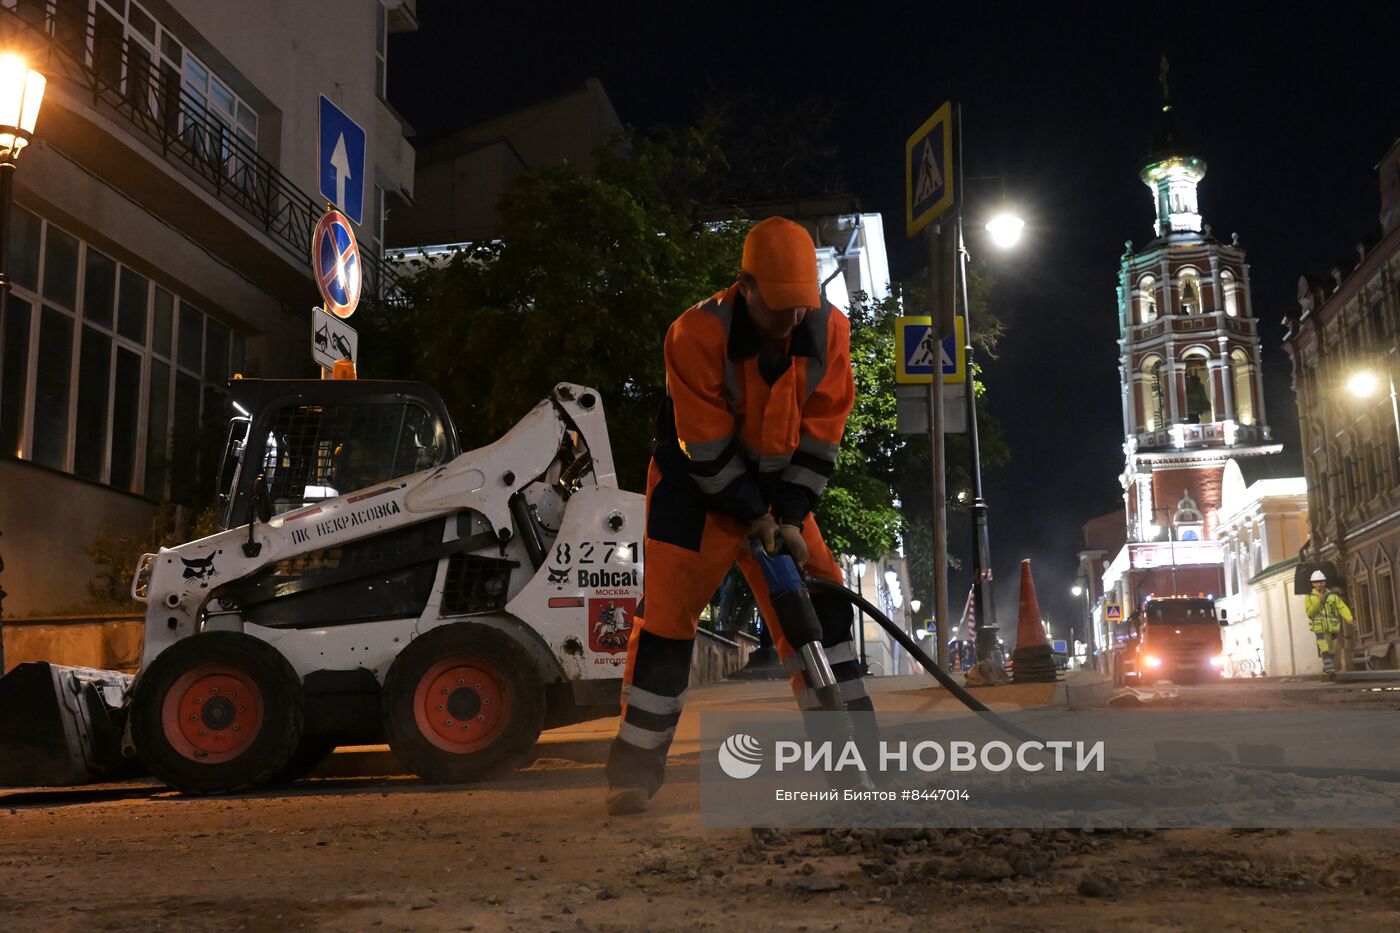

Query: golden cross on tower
<box><xmin>1159</xmin><ymin>54</ymin><xmax>1171</xmax><ymax>106</ymax></box>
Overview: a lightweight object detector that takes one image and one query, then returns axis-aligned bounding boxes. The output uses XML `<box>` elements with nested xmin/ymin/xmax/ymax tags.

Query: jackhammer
<box><xmin>749</xmin><ymin>544</ymin><xmax>844</xmax><ymax>711</ymax></box>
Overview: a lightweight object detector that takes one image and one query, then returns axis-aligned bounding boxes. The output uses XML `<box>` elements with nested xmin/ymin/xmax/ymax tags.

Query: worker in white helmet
<box><xmin>1303</xmin><ymin>570</ymin><xmax>1353</xmax><ymax>674</ymax></box>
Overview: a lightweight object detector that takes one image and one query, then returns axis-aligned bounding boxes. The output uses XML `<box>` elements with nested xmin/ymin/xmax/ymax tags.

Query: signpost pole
<box><xmin>927</xmin><ymin>225</ymin><xmax>950</xmax><ymax>672</ymax></box>
<box><xmin>906</xmin><ymin>100</ymin><xmax>957</xmax><ymax>672</ymax></box>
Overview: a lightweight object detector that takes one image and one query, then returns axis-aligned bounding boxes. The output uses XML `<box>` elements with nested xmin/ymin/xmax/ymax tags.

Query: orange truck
<box><xmin>1113</xmin><ymin>596</ymin><xmax>1228</xmax><ymax>686</ymax></box>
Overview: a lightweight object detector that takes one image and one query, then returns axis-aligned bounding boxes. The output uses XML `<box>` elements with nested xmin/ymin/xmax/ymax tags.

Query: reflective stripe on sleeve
<box><xmin>780</xmin><ymin>463</ymin><xmax>829</xmax><ymax>495</ymax></box>
<box><xmin>678</xmin><ymin>434</ymin><xmax>733</xmax><ymax>462</ymax></box>
<box><xmin>692</xmin><ymin>453</ymin><xmax>748</xmax><ymax>494</ymax></box>
<box><xmin>797</xmin><ymin>434</ymin><xmax>840</xmax><ymax>461</ymax></box>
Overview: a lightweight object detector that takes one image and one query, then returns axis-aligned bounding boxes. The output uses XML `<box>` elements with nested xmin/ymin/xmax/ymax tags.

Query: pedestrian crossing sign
<box><xmin>895</xmin><ymin>315</ymin><xmax>966</xmax><ymax>384</ymax></box>
<box><xmin>906</xmin><ymin>101</ymin><xmax>955</xmax><ymax>236</ymax></box>
<box><xmin>1105</xmin><ymin>603</ymin><xmax>1124</xmax><ymax>623</ymax></box>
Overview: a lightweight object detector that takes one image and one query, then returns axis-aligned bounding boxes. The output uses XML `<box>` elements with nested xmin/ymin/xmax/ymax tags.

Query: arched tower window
<box><xmin>1142</xmin><ymin>356</ymin><xmax>1165</xmax><ymax>431</ymax></box>
<box><xmin>1231</xmin><ymin>348</ymin><xmax>1254</xmax><ymax>425</ymax></box>
<box><xmin>1182</xmin><ymin>348</ymin><xmax>1215</xmax><ymax>423</ymax></box>
<box><xmin>1138</xmin><ymin>275</ymin><xmax>1158</xmax><ymax>323</ymax></box>
<box><xmin>1179</xmin><ymin>269</ymin><xmax>1202</xmax><ymax>315</ymax></box>
<box><xmin>1174</xmin><ymin>490</ymin><xmax>1205</xmax><ymax>541</ymax></box>
<box><xmin>1221</xmin><ymin>268</ymin><xmax>1239</xmax><ymax>316</ymax></box>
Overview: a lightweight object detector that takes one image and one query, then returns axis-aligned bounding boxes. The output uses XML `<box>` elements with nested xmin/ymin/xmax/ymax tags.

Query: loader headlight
<box><xmin>1209</xmin><ymin>656</ymin><xmax>1225</xmax><ymax>667</ymax></box>
<box><xmin>131</xmin><ymin>553</ymin><xmax>157</xmax><ymax>603</ymax></box>
<box><xmin>1144</xmin><ymin>655</ymin><xmax>1162</xmax><ymax>668</ymax></box>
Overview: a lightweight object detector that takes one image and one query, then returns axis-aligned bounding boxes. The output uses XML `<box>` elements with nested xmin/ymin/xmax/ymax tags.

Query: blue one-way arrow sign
<box><xmin>319</xmin><ymin>95</ymin><xmax>366</xmax><ymax>224</ymax></box>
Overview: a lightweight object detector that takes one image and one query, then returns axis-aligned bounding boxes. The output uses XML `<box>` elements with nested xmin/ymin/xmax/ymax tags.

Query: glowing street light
<box><xmin>0</xmin><ymin>53</ymin><xmax>46</xmax><ymax>293</ymax></box>
<box><xmin>1347</xmin><ymin>371</ymin><xmax>1381</xmax><ymax>399</ymax></box>
<box><xmin>1070</xmin><ymin>584</ymin><xmax>1084</xmax><ymax>597</ymax></box>
<box><xmin>1347</xmin><ymin>367</ymin><xmax>1400</xmax><ymax>456</ymax></box>
<box><xmin>985</xmin><ymin>211</ymin><xmax>1026</xmax><ymax>249</ymax></box>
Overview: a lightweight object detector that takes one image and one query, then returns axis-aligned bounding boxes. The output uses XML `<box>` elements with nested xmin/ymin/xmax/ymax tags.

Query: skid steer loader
<box><xmin>0</xmin><ymin>380</ymin><xmax>643</xmax><ymax>794</ymax></box>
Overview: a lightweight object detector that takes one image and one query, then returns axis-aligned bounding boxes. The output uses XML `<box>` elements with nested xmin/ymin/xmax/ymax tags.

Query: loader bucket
<box><xmin>0</xmin><ymin>663</ymin><xmax>137</xmax><ymax>787</ymax></box>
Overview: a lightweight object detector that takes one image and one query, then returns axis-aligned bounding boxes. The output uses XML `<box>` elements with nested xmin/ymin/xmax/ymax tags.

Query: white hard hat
<box><xmin>1310</xmin><ymin>570</ymin><xmax>1327</xmax><ymax>583</ymax></box>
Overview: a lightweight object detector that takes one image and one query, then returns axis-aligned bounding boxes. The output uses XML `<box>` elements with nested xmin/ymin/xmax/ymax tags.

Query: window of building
<box><xmin>1345</xmin><ymin>452</ymin><xmax>1365</xmax><ymax>510</ymax></box>
<box><xmin>1142</xmin><ymin>356</ymin><xmax>1165</xmax><ymax>431</ymax></box>
<box><xmin>1179</xmin><ymin>270</ymin><xmax>1202</xmax><ymax>315</ymax></box>
<box><xmin>0</xmin><ymin>294</ymin><xmax>32</xmax><ymax>457</ymax></box>
<box><xmin>1356</xmin><ymin>572</ymin><xmax>1374</xmax><ymax>639</ymax></box>
<box><xmin>6</xmin><ymin>1</ymin><xmax>262</xmax><ymax>178</ymax></box>
<box><xmin>1378</xmin><ymin>562</ymin><xmax>1397</xmax><ymax>635</ymax></box>
<box><xmin>0</xmin><ymin>208</ymin><xmax>240</xmax><ymax>501</ymax></box>
<box><xmin>1221</xmin><ymin>268</ymin><xmax>1239</xmax><ymax>316</ymax></box>
<box><xmin>1182</xmin><ymin>349</ymin><xmax>1214</xmax><ymax>423</ymax></box>
<box><xmin>1138</xmin><ymin>276</ymin><xmax>1157</xmax><ymax>323</ymax></box>
<box><xmin>1230</xmin><ymin>348</ymin><xmax>1254</xmax><ymax>425</ymax></box>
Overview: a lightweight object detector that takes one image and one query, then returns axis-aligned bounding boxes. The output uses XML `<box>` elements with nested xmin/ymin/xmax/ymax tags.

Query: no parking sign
<box><xmin>311</xmin><ymin>209</ymin><xmax>361</xmax><ymax>319</ymax></box>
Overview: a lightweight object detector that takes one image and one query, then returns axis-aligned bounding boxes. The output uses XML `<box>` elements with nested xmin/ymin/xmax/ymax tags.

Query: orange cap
<box><xmin>741</xmin><ymin>217</ymin><xmax>820</xmax><ymax>311</ymax></box>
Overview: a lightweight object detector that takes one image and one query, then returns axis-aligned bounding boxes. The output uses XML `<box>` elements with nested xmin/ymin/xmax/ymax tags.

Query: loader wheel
<box><xmin>383</xmin><ymin>623</ymin><xmax>544</xmax><ymax>783</ymax></box>
<box><xmin>130</xmin><ymin>632</ymin><xmax>303</xmax><ymax>795</ymax></box>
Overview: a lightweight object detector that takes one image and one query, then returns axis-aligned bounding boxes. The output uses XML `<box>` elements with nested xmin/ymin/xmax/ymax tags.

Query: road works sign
<box><xmin>311</xmin><ymin>209</ymin><xmax>362</xmax><ymax>318</ymax></box>
<box><xmin>312</xmin><ymin>305</ymin><xmax>358</xmax><ymax>371</ymax></box>
<box><xmin>895</xmin><ymin>315</ymin><xmax>965</xmax><ymax>384</ymax></box>
<box><xmin>319</xmin><ymin>95</ymin><xmax>366</xmax><ymax>224</ymax></box>
<box><xmin>905</xmin><ymin>101</ymin><xmax>954</xmax><ymax>236</ymax></box>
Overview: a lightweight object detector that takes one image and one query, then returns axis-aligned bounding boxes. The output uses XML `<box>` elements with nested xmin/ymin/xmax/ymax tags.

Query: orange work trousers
<box><xmin>606</xmin><ymin>461</ymin><xmax>869</xmax><ymax>795</ymax></box>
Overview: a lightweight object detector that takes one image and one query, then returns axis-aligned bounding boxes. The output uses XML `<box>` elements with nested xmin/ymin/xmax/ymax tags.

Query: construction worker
<box><xmin>605</xmin><ymin>216</ymin><xmax>869</xmax><ymax>815</ymax></box>
<box><xmin>1304</xmin><ymin>570</ymin><xmax>1353</xmax><ymax>674</ymax></box>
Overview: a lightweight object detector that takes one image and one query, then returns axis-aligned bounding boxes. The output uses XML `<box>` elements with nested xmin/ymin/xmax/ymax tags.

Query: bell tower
<box><xmin>1115</xmin><ymin>60</ymin><xmax>1281</xmax><ymax>577</ymax></box>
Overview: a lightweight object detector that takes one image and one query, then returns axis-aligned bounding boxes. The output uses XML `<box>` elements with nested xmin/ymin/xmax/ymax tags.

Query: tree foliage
<box><xmin>366</xmin><ymin>103</ymin><xmax>1009</xmax><ymax>624</ymax></box>
<box><xmin>367</xmin><ymin>134</ymin><xmax>746</xmax><ymax>490</ymax></box>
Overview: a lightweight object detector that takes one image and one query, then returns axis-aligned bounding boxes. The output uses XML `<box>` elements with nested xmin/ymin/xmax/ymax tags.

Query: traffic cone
<box><xmin>1012</xmin><ymin>559</ymin><xmax>1058</xmax><ymax>683</ymax></box>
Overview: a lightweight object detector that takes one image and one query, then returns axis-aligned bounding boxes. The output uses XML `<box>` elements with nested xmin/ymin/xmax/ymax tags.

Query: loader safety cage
<box><xmin>218</xmin><ymin>379</ymin><xmax>460</xmax><ymax>531</ymax></box>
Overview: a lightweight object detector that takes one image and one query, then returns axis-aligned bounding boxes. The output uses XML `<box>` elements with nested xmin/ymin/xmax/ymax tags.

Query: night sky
<box><xmin>389</xmin><ymin>2</ymin><xmax>1400</xmax><ymax>642</ymax></box>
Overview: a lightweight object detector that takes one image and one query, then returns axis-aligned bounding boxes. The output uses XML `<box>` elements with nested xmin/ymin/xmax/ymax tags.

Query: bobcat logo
<box><xmin>181</xmin><ymin>554</ymin><xmax>218</xmax><ymax>582</ymax></box>
<box><xmin>547</xmin><ymin>566</ymin><xmax>570</xmax><ymax>588</ymax></box>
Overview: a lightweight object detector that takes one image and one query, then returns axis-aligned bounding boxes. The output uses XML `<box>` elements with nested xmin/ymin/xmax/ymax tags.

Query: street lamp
<box><xmin>985</xmin><ymin>211</ymin><xmax>1026</xmax><ymax>249</ymax></box>
<box><xmin>0</xmin><ymin>53</ymin><xmax>46</xmax><ymax>293</ymax></box>
<box><xmin>1145</xmin><ymin>509</ymin><xmax>1180</xmax><ymax>595</ymax></box>
<box><xmin>1070</xmin><ymin>584</ymin><xmax>1084</xmax><ymax>597</ymax></box>
<box><xmin>1347</xmin><ymin>368</ymin><xmax>1400</xmax><ymax>457</ymax></box>
<box><xmin>956</xmin><ymin>173</ymin><xmax>1024</xmax><ymax>665</ymax></box>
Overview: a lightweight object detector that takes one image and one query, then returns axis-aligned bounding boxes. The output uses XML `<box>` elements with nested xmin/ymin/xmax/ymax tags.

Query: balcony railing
<box><xmin>0</xmin><ymin>2</ymin><xmax>400</xmax><ymax>308</ymax></box>
<box><xmin>1132</xmin><ymin>420</ymin><xmax>1272</xmax><ymax>453</ymax></box>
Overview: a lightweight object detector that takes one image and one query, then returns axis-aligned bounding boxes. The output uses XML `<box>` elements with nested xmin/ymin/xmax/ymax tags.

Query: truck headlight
<box><xmin>1145</xmin><ymin>655</ymin><xmax>1162</xmax><ymax>668</ymax></box>
<box><xmin>1209</xmin><ymin>656</ymin><xmax>1225</xmax><ymax>667</ymax></box>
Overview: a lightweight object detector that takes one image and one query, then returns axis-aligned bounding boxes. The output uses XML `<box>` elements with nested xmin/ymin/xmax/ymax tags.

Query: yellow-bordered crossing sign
<box><xmin>905</xmin><ymin>101</ymin><xmax>955</xmax><ymax>237</ymax></box>
<box><xmin>895</xmin><ymin>315</ymin><xmax>965</xmax><ymax>385</ymax></box>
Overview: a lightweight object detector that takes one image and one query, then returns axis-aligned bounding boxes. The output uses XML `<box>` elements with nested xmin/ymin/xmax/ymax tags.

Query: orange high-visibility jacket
<box><xmin>653</xmin><ymin>282</ymin><xmax>854</xmax><ymax>525</ymax></box>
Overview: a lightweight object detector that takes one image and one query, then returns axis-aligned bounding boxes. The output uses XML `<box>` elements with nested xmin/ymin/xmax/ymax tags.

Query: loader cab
<box><xmin>216</xmin><ymin>379</ymin><xmax>460</xmax><ymax>530</ymax></box>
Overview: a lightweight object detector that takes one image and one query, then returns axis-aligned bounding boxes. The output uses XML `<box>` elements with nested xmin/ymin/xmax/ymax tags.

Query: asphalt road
<box><xmin>3</xmin><ymin>675</ymin><xmax>1400</xmax><ymax>931</ymax></box>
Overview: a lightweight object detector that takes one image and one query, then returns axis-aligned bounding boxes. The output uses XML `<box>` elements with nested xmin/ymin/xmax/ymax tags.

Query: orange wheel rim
<box><xmin>412</xmin><ymin>657</ymin><xmax>511</xmax><ymax>754</ymax></box>
<box><xmin>160</xmin><ymin>664</ymin><xmax>265</xmax><ymax>764</ymax></box>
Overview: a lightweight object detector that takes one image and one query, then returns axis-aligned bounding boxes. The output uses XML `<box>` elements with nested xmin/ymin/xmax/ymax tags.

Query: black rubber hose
<box><xmin>806</xmin><ymin>576</ymin><xmax>1042</xmax><ymax>743</ymax></box>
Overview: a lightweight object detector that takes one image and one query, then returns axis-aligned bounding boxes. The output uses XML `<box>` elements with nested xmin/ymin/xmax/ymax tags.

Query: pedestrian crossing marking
<box><xmin>915</xmin><ymin>139</ymin><xmax>943</xmax><ymax>204</ymax></box>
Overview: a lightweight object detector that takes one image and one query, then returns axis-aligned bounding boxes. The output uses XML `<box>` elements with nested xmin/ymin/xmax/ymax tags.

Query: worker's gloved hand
<box><xmin>749</xmin><ymin>513</ymin><xmax>779</xmax><ymax>555</ymax></box>
<box><xmin>777</xmin><ymin>524</ymin><xmax>808</xmax><ymax>569</ymax></box>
